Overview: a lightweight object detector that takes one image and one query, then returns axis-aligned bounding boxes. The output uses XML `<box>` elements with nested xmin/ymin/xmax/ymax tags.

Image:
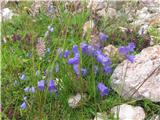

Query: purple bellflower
<box><xmin>81</xmin><ymin>68</ymin><xmax>87</xmax><ymax>76</ymax></box>
<box><xmin>99</xmin><ymin>32</ymin><xmax>108</xmax><ymax>42</ymax></box>
<box><xmin>68</xmin><ymin>53</ymin><xmax>80</xmax><ymax>64</ymax></box>
<box><xmin>73</xmin><ymin>64</ymin><xmax>80</xmax><ymax>76</ymax></box>
<box><xmin>104</xmin><ymin>66</ymin><xmax>112</xmax><ymax>74</ymax></box>
<box><xmin>38</xmin><ymin>80</ymin><xmax>45</xmax><ymax>91</ymax></box>
<box><xmin>97</xmin><ymin>83</ymin><xmax>110</xmax><ymax>97</ymax></box>
<box><xmin>64</xmin><ymin>50</ymin><xmax>70</xmax><ymax>58</ymax></box>
<box><xmin>20</xmin><ymin>74</ymin><xmax>26</xmax><ymax>80</ymax></box>
<box><xmin>118</xmin><ymin>42</ymin><xmax>136</xmax><ymax>62</ymax></box>
<box><xmin>48</xmin><ymin>80</ymin><xmax>57</xmax><ymax>93</ymax></box>
<box><xmin>72</xmin><ymin>45</ymin><xmax>79</xmax><ymax>54</ymax></box>
<box><xmin>80</xmin><ymin>42</ymin><xmax>88</xmax><ymax>54</ymax></box>
<box><xmin>20</xmin><ymin>102</ymin><xmax>26</xmax><ymax>109</ymax></box>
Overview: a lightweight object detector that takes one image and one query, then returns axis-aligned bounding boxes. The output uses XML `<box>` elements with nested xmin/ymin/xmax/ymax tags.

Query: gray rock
<box><xmin>111</xmin><ymin>104</ymin><xmax>145</xmax><ymax>120</ymax></box>
<box><xmin>111</xmin><ymin>45</ymin><xmax>160</xmax><ymax>102</ymax></box>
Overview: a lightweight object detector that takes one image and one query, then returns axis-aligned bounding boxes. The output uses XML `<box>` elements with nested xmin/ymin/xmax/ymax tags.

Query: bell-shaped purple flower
<box><xmin>24</xmin><ymin>87</ymin><xmax>30</xmax><ymax>93</ymax></box>
<box><xmin>104</xmin><ymin>66</ymin><xmax>112</xmax><ymax>74</ymax></box>
<box><xmin>20</xmin><ymin>74</ymin><xmax>26</xmax><ymax>80</ymax></box>
<box><xmin>99</xmin><ymin>32</ymin><xmax>108</xmax><ymax>42</ymax></box>
<box><xmin>72</xmin><ymin>45</ymin><xmax>78</xmax><ymax>54</ymax></box>
<box><xmin>20</xmin><ymin>102</ymin><xmax>26</xmax><ymax>109</ymax></box>
<box><xmin>64</xmin><ymin>50</ymin><xmax>70</xmax><ymax>58</ymax></box>
<box><xmin>80</xmin><ymin>42</ymin><xmax>88</xmax><ymax>54</ymax></box>
<box><xmin>127</xmin><ymin>42</ymin><xmax>135</xmax><ymax>52</ymax></box>
<box><xmin>94</xmin><ymin>50</ymin><xmax>102</xmax><ymax>56</ymax></box>
<box><xmin>118</xmin><ymin>46</ymin><xmax>129</xmax><ymax>56</ymax></box>
<box><xmin>81</xmin><ymin>68</ymin><xmax>87</xmax><ymax>76</ymax></box>
<box><xmin>87</xmin><ymin>45</ymin><xmax>95</xmax><ymax>56</ymax></box>
<box><xmin>73</xmin><ymin>64</ymin><xmax>80</xmax><ymax>76</ymax></box>
<box><xmin>118</xmin><ymin>43</ymin><xmax>135</xmax><ymax>63</ymax></box>
<box><xmin>48</xmin><ymin>80</ymin><xmax>57</xmax><ymax>92</ymax></box>
<box><xmin>96</xmin><ymin>54</ymin><xmax>111</xmax><ymax>65</ymax></box>
<box><xmin>97</xmin><ymin>83</ymin><xmax>109</xmax><ymax>97</ymax></box>
<box><xmin>38</xmin><ymin>80</ymin><xmax>45</xmax><ymax>91</ymax></box>
<box><xmin>30</xmin><ymin>87</ymin><xmax>35</xmax><ymax>93</ymax></box>
<box><xmin>23</xmin><ymin>96</ymin><xmax>27</xmax><ymax>100</ymax></box>
<box><xmin>68</xmin><ymin>53</ymin><xmax>80</xmax><ymax>64</ymax></box>
<box><xmin>126</xmin><ymin>54</ymin><xmax>135</xmax><ymax>63</ymax></box>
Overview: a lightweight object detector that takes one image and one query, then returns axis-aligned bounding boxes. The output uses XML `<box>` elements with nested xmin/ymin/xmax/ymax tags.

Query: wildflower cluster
<box><xmin>118</xmin><ymin>42</ymin><xmax>136</xmax><ymax>63</ymax></box>
<box><xmin>20</xmin><ymin>71</ymin><xmax>57</xmax><ymax>109</ymax></box>
<box><xmin>38</xmin><ymin>80</ymin><xmax>57</xmax><ymax>93</ymax></box>
<box><xmin>59</xmin><ymin>41</ymin><xmax>111</xmax><ymax>97</ymax></box>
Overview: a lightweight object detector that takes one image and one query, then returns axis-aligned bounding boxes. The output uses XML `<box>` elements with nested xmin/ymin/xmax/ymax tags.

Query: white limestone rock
<box><xmin>111</xmin><ymin>104</ymin><xmax>146</xmax><ymax>120</ymax></box>
<box><xmin>68</xmin><ymin>93</ymin><xmax>81</xmax><ymax>108</ymax></box>
<box><xmin>111</xmin><ymin>45</ymin><xmax>160</xmax><ymax>102</ymax></box>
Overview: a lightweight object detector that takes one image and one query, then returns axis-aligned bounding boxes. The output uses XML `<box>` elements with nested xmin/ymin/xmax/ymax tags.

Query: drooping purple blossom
<box><xmin>118</xmin><ymin>46</ymin><xmax>129</xmax><ymax>55</ymax></box>
<box><xmin>72</xmin><ymin>45</ymin><xmax>78</xmax><ymax>54</ymax></box>
<box><xmin>81</xmin><ymin>68</ymin><xmax>87</xmax><ymax>76</ymax></box>
<box><xmin>104</xmin><ymin>66</ymin><xmax>112</xmax><ymax>74</ymax></box>
<box><xmin>64</xmin><ymin>50</ymin><xmax>70</xmax><ymax>58</ymax></box>
<box><xmin>38</xmin><ymin>80</ymin><xmax>45</xmax><ymax>91</ymax></box>
<box><xmin>24</xmin><ymin>86</ymin><xmax>35</xmax><ymax>93</ymax></box>
<box><xmin>99</xmin><ymin>32</ymin><xmax>108</xmax><ymax>42</ymax></box>
<box><xmin>80</xmin><ymin>42</ymin><xmax>88</xmax><ymax>54</ymax></box>
<box><xmin>24</xmin><ymin>87</ymin><xmax>30</xmax><ymax>93</ymax></box>
<box><xmin>96</xmin><ymin>54</ymin><xmax>111</xmax><ymax>66</ymax></box>
<box><xmin>68</xmin><ymin>53</ymin><xmax>80</xmax><ymax>64</ymax></box>
<box><xmin>48</xmin><ymin>80</ymin><xmax>57</xmax><ymax>93</ymax></box>
<box><xmin>94</xmin><ymin>50</ymin><xmax>102</xmax><ymax>56</ymax></box>
<box><xmin>20</xmin><ymin>74</ymin><xmax>26</xmax><ymax>80</ymax></box>
<box><xmin>118</xmin><ymin>42</ymin><xmax>136</xmax><ymax>62</ymax></box>
<box><xmin>73</xmin><ymin>64</ymin><xmax>80</xmax><ymax>76</ymax></box>
<box><xmin>44</xmin><ymin>70</ymin><xmax>47</xmax><ymax>76</ymax></box>
<box><xmin>23</xmin><ymin>96</ymin><xmax>27</xmax><ymax>100</ymax></box>
<box><xmin>127</xmin><ymin>42</ymin><xmax>135</xmax><ymax>52</ymax></box>
<box><xmin>57</xmin><ymin>48</ymin><xmax>63</xmax><ymax>58</ymax></box>
<box><xmin>97</xmin><ymin>83</ymin><xmax>109</xmax><ymax>97</ymax></box>
<box><xmin>126</xmin><ymin>54</ymin><xmax>135</xmax><ymax>63</ymax></box>
<box><xmin>87</xmin><ymin>45</ymin><xmax>95</xmax><ymax>56</ymax></box>
<box><xmin>30</xmin><ymin>87</ymin><xmax>35</xmax><ymax>93</ymax></box>
<box><xmin>20</xmin><ymin>102</ymin><xmax>26</xmax><ymax>109</ymax></box>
